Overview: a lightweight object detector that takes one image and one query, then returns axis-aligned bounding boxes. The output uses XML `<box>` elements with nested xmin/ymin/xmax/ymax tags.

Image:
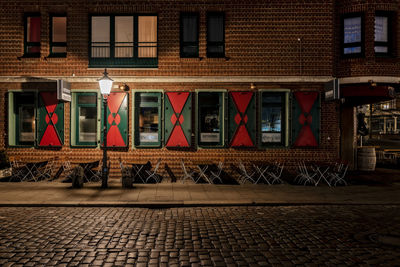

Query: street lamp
<box><xmin>98</xmin><ymin>68</ymin><xmax>113</xmax><ymax>188</ymax></box>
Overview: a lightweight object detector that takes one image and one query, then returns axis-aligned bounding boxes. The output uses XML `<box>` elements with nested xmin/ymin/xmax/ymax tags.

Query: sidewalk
<box><xmin>0</xmin><ymin>180</ymin><xmax>399</xmax><ymax>207</ymax></box>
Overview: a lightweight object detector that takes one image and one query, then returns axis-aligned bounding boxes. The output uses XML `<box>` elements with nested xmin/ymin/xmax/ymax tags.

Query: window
<box><xmin>342</xmin><ymin>13</ymin><xmax>363</xmax><ymax>57</ymax></box>
<box><xmin>72</xmin><ymin>93</ymin><xmax>98</xmax><ymax>146</ymax></box>
<box><xmin>198</xmin><ymin>92</ymin><xmax>225</xmax><ymax>147</ymax></box>
<box><xmin>90</xmin><ymin>15</ymin><xmax>157</xmax><ymax>68</ymax></box>
<box><xmin>207</xmin><ymin>12</ymin><xmax>225</xmax><ymax>58</ymax></box>
<box><xmin>15</xmin><ymin>93</ymin><xmax>36</xmax><ymax>146</ymax></box>
<box><xmin>50</xmin><ymin>15</ymin><xmax>67</xmax><ymax>57</ymax></box>
<box><xmin>8</xmin><ymin>92</ymin><xmax>64</xmax><ymax>147</ymax></box>
<box><xmin>134</xmin><ymin>92</ymin><xmax>162</xmax><ymax>147</ymax></box>
<box><xmin>260</xmin><ymin>92</ymin><xmax>286</xmax><ymax>146</ymax></box>
<box><xmin>375</xmin><ymin>12</ymin><xmax>393</xmax><ymax>56</ymax></box>
<box><xmin>24</xmin><ymin>14</ymin><xmax>41</xmax><ymax>57</ymax></box>
<box><xmin>180</xmin><ymin>13</ymin><xmax>199</xmax><ymax>58</ymax></box>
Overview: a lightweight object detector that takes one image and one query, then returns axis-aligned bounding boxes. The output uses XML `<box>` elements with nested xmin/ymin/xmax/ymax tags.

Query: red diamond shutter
<box><xmin>37</xmin><ymin>91</ymin><xmax>64</xmax><ymax>147</ymax></box>
<box><xmin>292</xmin><ymin>91</ymin><xmax>320</xmax><ymax>147</ymax></box>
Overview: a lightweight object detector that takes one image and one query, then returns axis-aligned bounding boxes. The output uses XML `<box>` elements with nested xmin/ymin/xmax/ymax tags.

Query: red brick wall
<box><xmin>335</xmin><ymin>0</ymin><xmax>400</xmax><ymax>77</ymax></box>
<box><xmin>0</xmin><ymin>0</ymin><xmax>334</xmax><ymax>77</ymax></box>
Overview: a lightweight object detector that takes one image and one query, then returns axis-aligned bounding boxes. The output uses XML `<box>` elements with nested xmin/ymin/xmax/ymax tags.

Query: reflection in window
<box><xmin>79</xmin><ymin>107</ymin><xmax>97</xmax><ymax>142</ymax></box>
<box><xmin>343</xmin><ymin>15</ymin><xmax>362</xmax><ymax>55</ymax></box>
<box><xmin>76</xmin><ymin>93</ymin><xmax>97</xmax><ymax>146</ymax></box>
<box><xmin>139</xmin><ymin>107</ymin><xmax>159</xmax><ymax>142</ymax></box>
<box><xmin>136</xmin><ymin>92</ymin><xmax>161</xmax><ymax>146</ymax></box>
<box><xmin>19</xmin><ymin>106</ymin><xmax>35</xmax><ymax>142</ymax></box>
<box><xmin>198</xmin><ymin>92</ymin><xmax>222</xmax><ymax>144</ymax></box>
<box><xmin>261</xmin><ymin>93</ymin><xmax>284</xmax><ymax>144</ymax></box>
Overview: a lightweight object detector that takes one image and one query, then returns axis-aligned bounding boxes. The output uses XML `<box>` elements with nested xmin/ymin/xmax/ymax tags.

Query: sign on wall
<box><xmin>57</xmin><ymin>79</ymin><xmax>71</xmax><ymax>102</ymax></box>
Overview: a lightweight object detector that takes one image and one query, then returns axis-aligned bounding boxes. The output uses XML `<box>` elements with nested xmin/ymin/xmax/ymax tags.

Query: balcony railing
<box><xmin>90</xmin><ymin>42</ymin><xmax>157</xmax><ymax>68</ymax></box>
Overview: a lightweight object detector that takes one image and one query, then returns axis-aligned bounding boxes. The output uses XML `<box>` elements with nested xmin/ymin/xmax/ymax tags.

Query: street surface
<box><xmin>0</xmin><ymin>206</ymin><xmax>399</xmax><ymax>266</ymax></box>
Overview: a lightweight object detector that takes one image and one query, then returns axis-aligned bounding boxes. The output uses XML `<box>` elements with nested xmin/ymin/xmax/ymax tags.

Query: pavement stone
<box><xmin>0</xmin><ymin>206</ymin><xmax>399</xmax><ymax>265</ymax></box>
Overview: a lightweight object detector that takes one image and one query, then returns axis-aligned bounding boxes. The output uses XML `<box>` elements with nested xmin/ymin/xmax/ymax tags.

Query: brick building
<box><xmin>0</xmin><ymin>0</ymin><xmax>398</xmax><ymax>180</ymax></box>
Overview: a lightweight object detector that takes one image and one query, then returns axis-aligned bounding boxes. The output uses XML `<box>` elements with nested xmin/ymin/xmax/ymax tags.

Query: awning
<box><xmin>341</xmin><ymin>85</ymin><xmax>395</xmax><ymax>106</ymax></box>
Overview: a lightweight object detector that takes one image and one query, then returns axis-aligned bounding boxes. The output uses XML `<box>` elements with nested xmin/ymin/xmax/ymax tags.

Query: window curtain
<box><xmin>208</xmin><ymin>15</ymin><xmax>223</xmax><ymax>43</ymax></box>
<box><xmin>344</xmin><ymin>17</ymin><xmax>361</xmax><ymax>43</ymax></box>
<box><xmin>375</xmin><ymin>16</ymin><xmax>388</xmax><ymax>42</ymax></box>
<box><xmin>183</xmin><ymin>15</ymin><xmax>197</xmax><ymax>42</ymax></box>
<box><xmin>28</xmin><ymin>17</ymin><xmax>41</xmax><ymax>42</ymax></box>
<box><xmin>115</xmin><ymin>16</ymin><xmax>134</xmax><ymax>58</ymax></box>
<box><xmin>138</xmin><ymin>16</ymin><xmax>157</xmax><ymax>58</ymax></box>
<box><xmin>91</xmin><ymin>17</ymin><xmax>110</xmax><ymax>58</ymax></box>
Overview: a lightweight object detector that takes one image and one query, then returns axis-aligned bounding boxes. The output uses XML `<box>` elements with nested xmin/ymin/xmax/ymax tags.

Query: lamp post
<box><xmin>98</xmin><ymin>69</ymin><xmax>113</xmax><ymax>188</ymax></box>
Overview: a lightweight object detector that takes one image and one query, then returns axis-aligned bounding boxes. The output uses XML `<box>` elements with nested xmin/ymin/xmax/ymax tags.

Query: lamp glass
<box><xmin>99</xmin><ymin>79</ymin><xmax>112</xmax><ymax>95</ymax></box>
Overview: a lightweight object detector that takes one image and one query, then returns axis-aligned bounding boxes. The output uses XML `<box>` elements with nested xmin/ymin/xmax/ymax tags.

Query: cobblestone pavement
<box><xmin>0</xmin><ymin>206</ymin><xmax>399</xmax><ymax>266</ymax></box>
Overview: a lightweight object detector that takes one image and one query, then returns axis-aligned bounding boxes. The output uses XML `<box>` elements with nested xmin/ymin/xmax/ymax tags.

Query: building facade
<box><xmin>0</xmin><ymin>0</ymin><xmax>398</xmax><ymax>179</ymax></box>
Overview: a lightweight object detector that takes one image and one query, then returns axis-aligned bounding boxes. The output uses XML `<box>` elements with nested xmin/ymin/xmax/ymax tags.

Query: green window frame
<box><xmin>134</xmin><ymin>91</ymin><xmax>163</xmax><ymax>148</ymax></box>
<box><xmin>71</xmin><ymin>92</ymin><xmax>99</xmax><ymax>147</ymax></box>
<box><xmin>8</xmin><ymin>92</ymin><xmax>37</xmax><ymax>147</ymax></box>
<box><xmin>197</xmin><ymin>91</ymin><xmax>226</xmax><ymax>148</ymax></box>
<box><xmin>24</xmin><ymin>13</ymin><xmax>41</xmax><ymax>57</ymax></box>
<box><xmin>259</xmin><ymin>90</ymin><xmax>290</xmax><ymax>148</ymax></box>
<box><xmin>49</xmin><ymin>14</ymin><xmax>67</xmax><ymax>57</ymax></box>
<box><xmin>89</xmin><ymin>14</ymin><xmax>158</xmax><ymax>68</ymax></box>
<box><xmin>180</xmin><ymin>12</ymin><xmax>199</xmax><ymax>58</ymax></box>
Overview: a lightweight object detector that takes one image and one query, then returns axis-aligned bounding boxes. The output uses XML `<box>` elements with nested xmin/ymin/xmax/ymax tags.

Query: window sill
<box><xmin>46</xmin><ymin>53</ymin><xmax>67</xmax><ymax>59</ymax></box>
<box><xmin>18</xmin><ymin>53</ymin><xmax>40</xmax><ymax>60</ymax></box>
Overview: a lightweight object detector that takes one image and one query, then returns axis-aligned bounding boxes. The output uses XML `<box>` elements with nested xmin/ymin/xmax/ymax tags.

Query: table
<box><xmin>251</xmin><ymin>161</ymin><xmax>271</xmax><ymax>184</ymax></box>
<box><xmin>70</xmin><ymin>161</ymin><xmax>101</xmax><ymax>182</ymax></box>
<box><xmin>310</xmin><ymin>162</ymin><xmax>332</xmax><ymax>187</ymax></box>
<box><xmin>21</xmin><ymin>161</ymin><xmax>49</xmax><ymax>182</ymax></box>
<box><xmin>192</xmin><ymin>160</ymin><xmax>214</xmax><ymax>184</ymax></box>
<box><xmin>128</xmin><ymin>161</ymin><xmax>150</xmax><ymax>183</ymax></box>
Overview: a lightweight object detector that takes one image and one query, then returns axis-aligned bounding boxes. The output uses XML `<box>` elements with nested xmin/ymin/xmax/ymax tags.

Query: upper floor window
<box><xmin>180</xmin><ymin>13</ymin><xmax>199</xmax><ymax>58</ymax></box>
<box><xmin>207</xmin><ymin>12</ymin><xmax>225</xmax><ymax>58</ymax></box>
<box><xmin>50</xmin><ymin>15</ymin><xmax>67</xmax><ymax>57</ymax></box>
<box><xmin>375</xmin><ymin>12</ymin><xmax>393</xmax><ymax>56</ymax></box>
<box><xmin>342</xmin><ymin>13</ymin><xmax>363</xmax><ymax>57</ymax></box>
<box><xmin>90</xmin><ymin>15</ymin><xmax>157</xmax><ymax>68</ymax></box>
<box><xmin>24</xmin><ymin>14</ymin><xmax>41</xmax><ymax>57</ymax></box>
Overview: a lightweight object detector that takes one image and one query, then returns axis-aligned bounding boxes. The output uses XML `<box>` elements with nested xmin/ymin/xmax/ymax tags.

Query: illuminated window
<box><xmin>342</xmin><ymin>13</ymin><xmax>363</xmax><ymax>57</ymax></box>
<box><xmin>24</xmin><ymin>14</ymin><xmax>41</xmax><ymax>57</ymax></box>
<box><xmin>50</xmin><ymin>15</ymin><xmax>67</xmax><ymax>56</ymax></box>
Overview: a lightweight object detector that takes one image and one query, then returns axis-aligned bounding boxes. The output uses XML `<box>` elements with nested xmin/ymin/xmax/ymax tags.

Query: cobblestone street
<box><xmin>0</xmin><ymin>206</ymin><xmax>399</xmax><ymax>266</ymax></box>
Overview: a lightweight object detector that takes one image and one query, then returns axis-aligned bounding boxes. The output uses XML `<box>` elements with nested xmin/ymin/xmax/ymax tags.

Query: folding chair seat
<box><xmin>237</xmin><ymin>161</ymin><xmax>257</xmax><ymax>184</ymax></box>
<box><xmin>294</xmin><ymin>161</ymin><xmax>318</xmax><ymax>185</ymax></box>
<box><xmin>145</xmin><ymin>159</ymin><xmax>162</xmax><ymax>183</ymax></box>
<box><xmin>181</xmin><ymin>160</ymin><xmax>200</xmax><ymax>183</ymax></box>
<box><xmin>209</xmin><ymin>161</ymin><xmax>224</xmax><ymax>184</ymax></box>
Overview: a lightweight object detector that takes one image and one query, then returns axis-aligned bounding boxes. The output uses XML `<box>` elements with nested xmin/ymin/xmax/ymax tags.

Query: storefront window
<box><xmin>261</xmin><ymin>92</ymin><xmax>284</xmax><ymax>146</ymax></box>
<box><xmin>198</xmin><ymin>92</ymin><xmax>224</xmax><ymax>147</ymax></box>
<box><xmin>19</xmin><ymin>105</ymin><xmax>35</xmax><ymax>143</ymax></box>
<box><xmin>135</xmin><ymin>92</ymin><xmax>162</xmax><ymax>147</ymax></box>
<box><xmin>72</xmin><ymin>93</ymin><xmax>98</xmax><ymax>146</ymax></box>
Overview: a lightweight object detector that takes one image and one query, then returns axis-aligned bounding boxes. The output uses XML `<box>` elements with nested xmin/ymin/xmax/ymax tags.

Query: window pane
<box><xmin>52</xmin><ymin>17</ymin><xmax>66</xmax><ymax>42</ymax></box>
<box><xmin>199</xmin><ymin>93</ymin><xmax>220</xmax><ymax>143</ymax></box>
<box><xmin>79</xmin><ymin>107</ymin><xmax>97</xmax><ymax>142</ymax></box>
<box><xmin>139</xmin><ymin>107</ymin><xmax>159</xmax><ymax>142</ymax></box>
<box><xmin>91</xmin><ymin>16</ymin><xmax>110</xmax><ymax>58</ymax></box>
<box><xmin>261</xmin><ymin>94</ymin><xmax>283</xmax><ymax>143</ymax></box>
<box><xmin>140</xmin><ymin>95</ymin><xmax>158</xmax><ymax>103</ymax></box>
<box><xmin>19</xmin><ymin>106</ymin><xmax>35</xmax><ymax>142</ymax></box>
<box><xmin>208</xmin><ymin>14</ymin><xmax>224</xmax><ymax>42</ymax></box>
<box><xmin>78</xmin><ymin>94</ymin><xmax>97</xmax><ymax>105</ymax></box>
<box><xmin>27</xmin><ymin>17</ymin><xmax>41</xmax><ymax>43</ymax></box>
<box><xmin>344</xmin><ymin>17</ymin><xmax>361</xmax><ymax>44</ymax></box>
<box><xmin>138</xmin><ymin>16</ymin><xmax>157</xmax><ymax>58</ymax></box>
<box><xmin>344</xmin><ymin>46</ymin><xmax>361</xmax><ymax>54</ymax></box>
<box><xmin>375</xmin><ymin>16</ymin><xmax>388</xmax><ymax>42</ymax></box>
<box><xmin>375</xmin><ymin>46</ymin><xmax>388</xmax><ymax>53</ymax></box>
<box><xmin>182</xmin><ymin>14</ymin><xmax>197</xmax><ymax>42</ymax></box>
<box><xmin>115</xmin><ymin>16</ymin><xmax>134</xmax><ymax>58</ymax></box>
<box><xmin>52</xmin><ymin>46</ymin><xmax>67</xmax><ymax>53</ymax></box>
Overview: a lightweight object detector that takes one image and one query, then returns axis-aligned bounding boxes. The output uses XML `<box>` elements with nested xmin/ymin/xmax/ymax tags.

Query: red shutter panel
<box><xmin>165</xmin><ymin>92</ymin><xmax>191</xmax><ymax>147</ymax></box>
<box><xmin>104</xmin><ymin>92</ymin><xmax>128</xmax><ymax>147</ymax></box>
<box><xmin>292</xmin><ymin>91</ymin><xmax>320</xmax><ymax>147</ymax></box>
<box><xmin>38</xmin><ymin>91</ymin><xmax>64</xmax><ymax>147</ymax></box>
<box><xmin>228</xmin><ymin>92</ymin><xmax>255</xmax><ymax>147</ymax></box>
